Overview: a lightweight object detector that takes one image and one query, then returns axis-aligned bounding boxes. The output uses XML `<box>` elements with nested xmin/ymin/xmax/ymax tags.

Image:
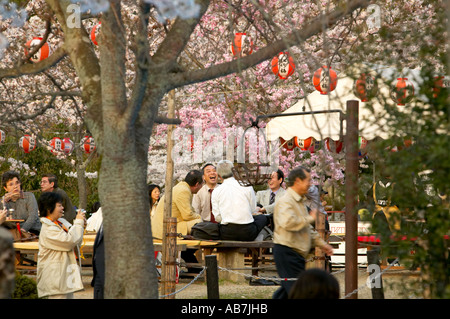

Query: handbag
<box><xmin>190</xmin><ymin>221</ymin><xmax>220</xmax><ymax>240</ymax></box>
<box><xmin>9</xmin><ymin>228</ymin><xmax>38</xmax><ymax>242</ymax></box>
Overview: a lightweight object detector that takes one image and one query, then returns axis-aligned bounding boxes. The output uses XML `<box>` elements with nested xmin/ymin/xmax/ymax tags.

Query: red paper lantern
<box><xmin>24</xmin><ymin>37</ymin><xmax>50</xmax><ymax>63</ymax></box>
<box><xmin>308</xmin><ymin>140</ymin><xmax>322</xmax><ymax>153</ymax></box>
<box><xmin>280</xmin><ymin>137</ymin><xmax>296</xmax><ymax>151</ymax></box>
<box><xmin>230</xmin><ymin>32</ymin><xmax>253</xmax><ymax>58</ymax></box>
<box><xmin>271</xmin><ymin>52</ymin><xmax>295</xmax><ymax>79</ymax></box>
<box><xmin>295</xmin><ymin>137</ymin><xmax>315</xmax><ymax>151</ymax></box>
<box><xmin>358</xmin><ymin>136</ymin><xmax>368</xmax><ymax>157</ymax></box>
<box><xmin>50</xmin><ymin>137</ymin><xmax>64</xmax><ymax>155</ymax></box>
<box><xmin>19</xmin><ymin>135</ymin><xmax>36</xmax><ymax>153</ymax></box>
<box><xmin>82</xmin><ymin>136</ymin><xmax>96</xmax><ymax>154</ymax></box>
<box><xmin>354</xmin><ymin>73</ymin><xmax>378</xmax><ymax>102</ymax></box>
<box><xmin>324</xmin><ymin>137</ymin><xmax>343</xmax><ymax>153</ymax></box>
<box><xmin>433</xmin><ymin>76</ymin><xmax>449</xmax><ymax>98</ymax></box>
<box><xmin>91</xmin><ymin>22</ymin><xmax>101</xmax><ymax>45</ymax></box>
<box><xmin>313</xmin><ymin>66</ymin><xmax>338</xmax><ymax>94</ymax></box>
<box><xmin>63</xmin><ymin>137</ymin><xmax>74</xmax><ymax>155</ymax></box>
<box><xmin>390</xmin><ymin>77</ymin><xmax>414</xmax><ymax>105</ymax></box>
<box><xmin>0</xmin><ymin>130</ymin><xmax>5</xmax><ymax>144</ymax></box>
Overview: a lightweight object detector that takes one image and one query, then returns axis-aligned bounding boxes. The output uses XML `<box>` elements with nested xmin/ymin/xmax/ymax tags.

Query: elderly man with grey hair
<box><xmin>211</xmin><ymin>160</ymin><xmax>269</xmax><ymax>241</ymax></box>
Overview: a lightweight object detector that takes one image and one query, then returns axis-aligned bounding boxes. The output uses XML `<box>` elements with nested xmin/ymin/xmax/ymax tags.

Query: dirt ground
<box><xmin>73</xmin><ymin>267</ymin><xmax>422</xmax><ymax>299</ymax></box>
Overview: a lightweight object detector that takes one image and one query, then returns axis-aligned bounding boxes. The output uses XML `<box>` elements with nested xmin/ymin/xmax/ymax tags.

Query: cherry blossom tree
<box><xmin>0</xmin><ymin>0</ymin><xmax>447</xmax><ymax>299</ymax></box>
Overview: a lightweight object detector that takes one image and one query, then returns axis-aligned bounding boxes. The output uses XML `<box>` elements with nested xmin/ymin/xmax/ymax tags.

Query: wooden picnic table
<box><xmin>13</xmin><ymin>234</ymin><xmax>188</xmax><ymax>272</ymax></box>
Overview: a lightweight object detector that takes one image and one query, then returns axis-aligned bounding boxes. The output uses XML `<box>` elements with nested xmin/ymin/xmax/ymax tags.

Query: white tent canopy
<box><xmin>266</xmin><ymin>64</ymin><xmax>425</xmax><ymax>142</ymax></box>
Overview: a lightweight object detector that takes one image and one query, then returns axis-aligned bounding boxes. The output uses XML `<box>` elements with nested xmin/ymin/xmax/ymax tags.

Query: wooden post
<box><xmin>345</xmin><ymin>100</ymin><xmax>359</xmax><ymax>299</ymax></box>
<box><xmin>205</xmin><ymin>255</ymin><xmax>220</xmax><ymax>299</ymax></box>
<box><xmin>315</xmin><ymin>213</ymin><xmax>326</xmax><ymax>269</ymax></box>
<box><xmin>161</xmin><ymin>217</ymin><xmax>178</xmax><ymax>299</ymax></box>
<box><xmin>161</xmin><ymin>89</ymin><xmax>177</xmax><ymax>299</ymax></box>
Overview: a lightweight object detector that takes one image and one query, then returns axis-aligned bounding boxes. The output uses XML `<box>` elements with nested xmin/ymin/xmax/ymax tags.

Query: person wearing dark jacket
<box><xmin>91</xmin><ymin>223</ymin><xmax>105</xmax><ymax>299</ymax></box>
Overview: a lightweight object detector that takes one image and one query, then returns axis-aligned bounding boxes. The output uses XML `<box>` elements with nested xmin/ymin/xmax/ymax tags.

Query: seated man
<box><xmin>151</xmin><ymin>170</ymin><xmax>203</xmax><ymax>240</ymax></box>
<box><xmin>211</xmin><ymin>160</ymin><xmax>268</xmax><ymax>241</ymax></box>
<box><xmin>0</xmin><ymin>170</ymin><xmax>41</xmax><ymax>236</ymax></box>
<box><xmin>192</xmin><ymin>163</ymin><xmax>218</xmax><ymax>222</ymax></box>
<box><xmin>256</xmin><ymin>169</ymin><xmax>286</xmax><ymax>215</ymax></box>
<box><xmin>151</xmin><ymin>170</ymin><xmax>204</xmax><ymax>273</ymax></box>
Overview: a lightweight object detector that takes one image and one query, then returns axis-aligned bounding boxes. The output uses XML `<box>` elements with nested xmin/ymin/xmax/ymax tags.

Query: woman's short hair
<box><xmin>38</xmin><ymin>192</ymin><xmax>63</xmax><ymax>217</ymax></box>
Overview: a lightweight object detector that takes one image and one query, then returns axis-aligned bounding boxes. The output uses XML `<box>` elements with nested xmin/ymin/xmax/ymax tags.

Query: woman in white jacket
<box><xmin>37</xmin><ymin>192</ymin><xmax>86</xmax><ymax>299</ymax></box>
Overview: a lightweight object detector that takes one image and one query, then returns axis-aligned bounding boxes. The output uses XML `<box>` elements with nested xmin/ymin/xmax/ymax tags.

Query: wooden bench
<box><xmin>183</xmin><ymin>240</ymin><xmax>274</xmax><ymax>282</ymax></box>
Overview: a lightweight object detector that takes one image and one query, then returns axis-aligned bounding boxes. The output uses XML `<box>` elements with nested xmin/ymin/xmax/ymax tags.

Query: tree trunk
<box><xmin>96</xmin><ymin>0</ymin><xmax>158</xmax><ymax>298</ymax></box>
<box><xmin>99</xmin><ymin>149</ymin><xmax>157</xmax><ymax>299</ymax></box>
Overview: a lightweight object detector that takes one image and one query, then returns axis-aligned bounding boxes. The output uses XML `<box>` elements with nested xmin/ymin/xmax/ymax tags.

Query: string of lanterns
<box><xmin>279</xmin><ymin>135</ymin><xmax>411</xmax><ymax>157</ymax></box>
<box><xmin>25</xmin><ymin>28</ymin><xmax>439</xmax><ymax>108</ymax></box>
<box><xmin>1</xmin><ymin>130</ymin><xmax>96</xmax><ymax>155</ymax></box>
<box><xmin>279</xmin><ymin>136</ymin><xmax>345</xmax><ymax>154</ymax></box>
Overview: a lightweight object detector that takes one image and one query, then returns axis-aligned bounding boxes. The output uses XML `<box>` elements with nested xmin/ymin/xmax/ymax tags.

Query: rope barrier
<box><xmin>159</xmin><ymin>266</ymin><xmax>207</xmax><ymax>299</ymax></box>
<box><xmin>341</xmin><ymin>257</ymin><xmax>399</xmax><ymax>299</ymax></box>
<box><xmin>157</xmin><ymin>253</ymin><xmax>401</xmax><ymax>299</ymax></box>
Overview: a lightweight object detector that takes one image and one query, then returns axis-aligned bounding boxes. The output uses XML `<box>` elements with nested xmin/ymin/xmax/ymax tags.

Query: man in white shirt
<box><xmin>211</xmin><ymin>160</ymin><xmax>269</xmax><ymax>241</ymax></box>
<box><xmin>256</xmin><ymin>169</ymin><xmax>286</xmax><ymax>214</ymax></box>
<box><xmin>192</xmin><ymin>163</ymin><xmax>218</xmax><ymax>222</ymax></box>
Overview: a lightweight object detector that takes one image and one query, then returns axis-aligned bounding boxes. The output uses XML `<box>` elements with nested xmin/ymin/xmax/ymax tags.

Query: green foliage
<box><xmin>363</xmin><ymin>67</ymin><xmax>450</xmax><ymax>299</ymax></box>
<box><xmin>12</xmin><ymin>272</ymin><xmax>38</xmax><ymax>299</ymax></box>
<box><xmin>0</xmin><ymin>129</ymin><xmax>100</xmax><ymax>210</ymax></box>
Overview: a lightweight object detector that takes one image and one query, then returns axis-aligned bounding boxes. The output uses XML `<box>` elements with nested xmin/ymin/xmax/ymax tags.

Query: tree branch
<box><xmin>0</xmin><ymin>46</ymin><xmax>67</xmax><ymax>80</ymax></box>
<box><xmin>167</xmin><ymin>0</ymin><xmax>370</xmax><ymax>89</ymax></box>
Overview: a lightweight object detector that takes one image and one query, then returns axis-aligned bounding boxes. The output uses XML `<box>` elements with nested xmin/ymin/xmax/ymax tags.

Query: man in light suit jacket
<box><xmin>151</xmin><ymin>170</ymin><xmax>203</xmax><ymax>240</ymax></box>
<box><xmin>256</xmin><ymin>169</ymin><xmax>286</xmax><ymax>214</ymax></box>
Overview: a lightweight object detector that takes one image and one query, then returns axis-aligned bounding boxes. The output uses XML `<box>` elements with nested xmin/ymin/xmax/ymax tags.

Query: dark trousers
<box><xmin>219</xmin><ymin>215</ymin><xmax>268</xmax><ymax>241</ymax></box>
<box><xmin>272</xmin><ymin>244</ymin><xmax>306</xmax><ymax>299</ymax></box>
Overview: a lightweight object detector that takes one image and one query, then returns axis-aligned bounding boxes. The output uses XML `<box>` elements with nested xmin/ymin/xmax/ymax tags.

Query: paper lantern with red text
<box><xmin>63</xmin><ymin>137</ymin><xmax>74</xmax><ymax>155</ymax></box>
<box><xmin>19</xmin><ymin>135</ymin><xmax>36</xmax><ymax>153</ymax></box>
<box><xmin>24</xmin><ymin>37</ymin><xmax>50</xmax><ymax>63</ymax></box>
<box><xmin>279</xmin><ymin>137</ymin><xmax>296</xmax><ymax>151</ymax></box>
<box><xmin>324</xmin><ymin>137</ymin><xmax>344</xmax><ymax>153</ymax></box>
<box><xmin>271</xmin><ymin>52</ymin><xmax>295</xmax><ymax>79</ymax></box>
<box><xmin>0</xmin><ymin>130</ymin><xmax>5</xmax><ymax>144</ymax></box>
<box><xmin>91</xmin><ymin>22</ymin><xmax>101</xmax><ymax>45</ymax></box>
<box><xmin>230</xmin><ymin>33</ymin><xmax>253</xmax><ymax>58</ymax></box>
<box><xmin>358</xmin><ymin>136</ymin><xmax>368</xmax><ymax>157</ymax></box>
<box><xmin>295</xmin><ymin>137</ymin><xmax>315</xmax><ymax>151</ymax></box>
<box><xmin>313</xmin><ymin>66</ymin><xmax>338</xmax><ymax>94</ymax></box>
<box><xmin>390</xmin><ymin>78</ymin><xmax>414</xmax><ymax>105</ymax></box>
<box><xmin>82</xmin><ymin>136</ymin><xmax>96</xmax><ymax>154</ymax></box>
<box><xmin>354</xmin><ymin>73</ymin><xmax>378</xmax><ymax>102</ymax></box>
<box><xmin>50</xmin><ymin>137</ymin><xmax>64</xmax><ymax>155</ymax></box>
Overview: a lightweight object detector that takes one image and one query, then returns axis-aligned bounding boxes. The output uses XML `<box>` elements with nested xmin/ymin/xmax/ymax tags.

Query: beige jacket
<box><xmin>37</xmin><ymin>217</ymin><xmax>84</xmax><ymax>297</ymax></box>
<box><xmin>151</xmin><ymin>181</ymin><xmax>202</xmax><ymax>239</ymax></box>
<box><xmin>273</xmin><ymin>188</ymin><xmax>327</xmax><ymax>258</ymax></box>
